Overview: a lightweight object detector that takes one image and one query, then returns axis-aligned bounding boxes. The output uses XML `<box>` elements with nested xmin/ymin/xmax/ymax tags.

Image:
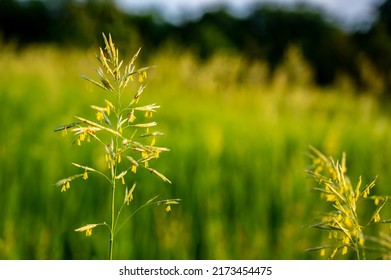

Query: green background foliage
<box><xmin>1</xmin><ymin>0</ymin><xmax>391</xmax><ymax>260</ymax></box>
<box><xmin>1</xmin><ymin>43</ymin><xmax>390</xmax><ymax>259</ymax></box>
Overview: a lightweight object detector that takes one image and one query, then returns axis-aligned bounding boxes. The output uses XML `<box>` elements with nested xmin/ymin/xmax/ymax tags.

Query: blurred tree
<box><xmin>0</xmin><ymin>0</ymin><xmax>52</xmax><ymax>43</ymax></box>
<box><xmin>176</xmin><ymin>10</ymin><xmax>239</xmax><ymax>58</ymax></box>
<box><xmin>242</xmin><ymin>5</ymin><xmax>357</xmax><ymax>86</ymax></box>
<box><xmin>353</xmin><ymin>0</ymin><xmax>391</xmax><ymax>95</ymax></box>
<box><xmin>1</xmin><ymin>0</ymin><xmax>391</xmax><ymax>94</ymax></box>
<box><xmin>46</xmin><ymin>0</ymin><xmax>134</xmax><ymax>47</ymax></box>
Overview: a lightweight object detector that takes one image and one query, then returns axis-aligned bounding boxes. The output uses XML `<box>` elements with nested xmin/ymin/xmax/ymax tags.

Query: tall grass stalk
<box><xmin>306</xmin><ymin>146</ymin><xmax>391</xmax><ymax>259</ymax></box>
<box><xmin>53</xmin><ymin>33</ymin><xmax>179</xmax><ymax>259</ymax></box>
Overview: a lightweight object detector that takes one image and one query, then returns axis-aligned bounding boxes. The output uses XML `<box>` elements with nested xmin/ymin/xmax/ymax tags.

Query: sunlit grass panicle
<box><xmin>306</xmin><ymin>146</ymin><xmax>390</xmax><ymax>259</ymax></box>
<box><xmin>54</xmin><ymin>33</ymin><xmax>179</xmax><ymax>259</ymax></box>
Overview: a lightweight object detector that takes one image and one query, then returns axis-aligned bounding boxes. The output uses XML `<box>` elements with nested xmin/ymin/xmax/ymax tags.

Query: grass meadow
<box><xmin>1</xmin><ymin>43</ymin><xmax>391</xmax><ymax>259</ymax></box>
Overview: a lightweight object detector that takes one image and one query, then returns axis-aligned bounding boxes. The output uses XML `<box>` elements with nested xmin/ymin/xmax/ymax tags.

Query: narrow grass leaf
<box><xmin>80</xmin><ymin>74</ymin><xmax>107</xmax><ymax>91</ymax></box>
<box><xmin>75</xmin><ymin>116</ymin><xmax>123</xmax><ymax>138</ymax></box>
<box><xmin>132</xmin><ymin>122</ymin><xmax>157</xmax><ymax>128</ymax></box>
<box><xmin>148</xmin><ymin>168</ymin><xmax>172</xmax><ymax>184</ymax></box>
<box><xmin>72</xmin><ymin>163</ymin><xmax>97</xmax><ymax>172</ymax></box>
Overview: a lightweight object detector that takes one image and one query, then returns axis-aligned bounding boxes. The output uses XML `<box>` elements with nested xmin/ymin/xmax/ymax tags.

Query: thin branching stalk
<box><xmin>306</xmin><ymin>146</ymin><xmax>391</xmax><ymax>259</ymax></box>
<box><xmin>54</xmin><ymin>33</ymin><xmax>180</xmax><ymax>260</ymax></box>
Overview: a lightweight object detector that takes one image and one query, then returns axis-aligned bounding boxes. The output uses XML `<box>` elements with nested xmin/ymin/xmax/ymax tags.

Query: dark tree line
<box><xmin>1</xmin><ymin>0</ymin><xmax>391</xmax><ymax>94</ymax></box>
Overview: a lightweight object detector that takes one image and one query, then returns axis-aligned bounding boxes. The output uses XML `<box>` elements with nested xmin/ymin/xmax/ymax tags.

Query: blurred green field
<box><xmin>0</xmin><ymin>44</ymin><xmax>391</xmax><ymax>260</ymax></box>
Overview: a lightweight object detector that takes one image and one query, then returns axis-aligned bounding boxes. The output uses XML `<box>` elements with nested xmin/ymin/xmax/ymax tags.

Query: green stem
<box><xmin>109</xmin><ymin>136</ymin><xmax>119</xmax><ymax>260</ymax></box>
<box><xmin>108</xmin><ymin>84</ymin><xmax>122</xmax><ymax>260</ymax></box>
<box><xmin>109</xmin><ymin>178</ymin><xmax>116</xmax><ymax>260</ymax></box>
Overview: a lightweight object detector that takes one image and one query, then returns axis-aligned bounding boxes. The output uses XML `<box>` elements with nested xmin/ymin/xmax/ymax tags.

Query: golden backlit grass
<box><xmin>0</xmin><ymin>43</ymin><xmax>390</xmax><ymax>259</ymax></box>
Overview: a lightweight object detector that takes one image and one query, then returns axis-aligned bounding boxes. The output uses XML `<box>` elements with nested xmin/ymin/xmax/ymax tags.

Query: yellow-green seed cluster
<box><xmin>306</xmin><ymin>146</ymin><xmax>390</xmax><ymax>259</ymax></box>
<box><xmin>53</xmin><ymin>33</ymin><xmax>179</xmax><ymax>258</ymax></box>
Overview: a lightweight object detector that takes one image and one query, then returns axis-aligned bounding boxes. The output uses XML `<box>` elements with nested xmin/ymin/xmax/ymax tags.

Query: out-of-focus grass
<box><xmin>0</xmin><ymin>44</ymin><xmax>390</xmax><ymax>259</ymax></box>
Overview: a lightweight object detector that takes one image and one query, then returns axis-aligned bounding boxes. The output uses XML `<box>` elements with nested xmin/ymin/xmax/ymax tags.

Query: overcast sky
<box><xmin>115</xmin><ymin>0</ymin><xmax>385</xmax><ymax>29</ymax></box>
